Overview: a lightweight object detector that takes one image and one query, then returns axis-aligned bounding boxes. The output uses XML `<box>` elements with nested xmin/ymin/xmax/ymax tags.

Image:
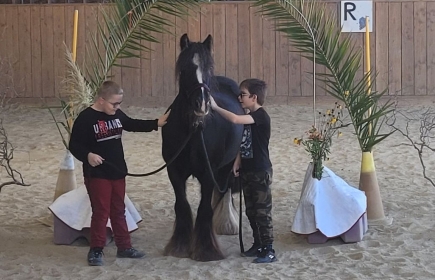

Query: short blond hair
<box><xmin>97</xmin><ymin>81</ymin><xmax>123</xmax><ymax>99</ymax></box>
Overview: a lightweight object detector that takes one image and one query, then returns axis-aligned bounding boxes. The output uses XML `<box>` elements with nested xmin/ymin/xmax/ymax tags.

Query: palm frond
<box><xmin>43</xmin><ymin>45</ymin><xmax>93</xmax><ymax>150</ymax></box>
<box><xmin>255</xmin><ymin>0</ymin><xmax>394</xmax><ymax>152</ymax></box>
<box><xmin>51</xmin><ymin>0</ymin><xmax>207</xmax><ymax>150</ymax></box>
<box><xmin>61</xmin><ymin>46</ymin><xmax>94</xmax><ymax>121</ymax></box>
<box><xmin>84</xmin><ymin>0</ymin><xmax>206</xmax><ymax>96</ymax></box>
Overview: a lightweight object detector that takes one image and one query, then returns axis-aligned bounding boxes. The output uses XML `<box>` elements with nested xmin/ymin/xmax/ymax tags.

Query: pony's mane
<box><xmin>175</xmin><ymin>42</ymin><xmax>214</xmax><ymax>84</ymax></box>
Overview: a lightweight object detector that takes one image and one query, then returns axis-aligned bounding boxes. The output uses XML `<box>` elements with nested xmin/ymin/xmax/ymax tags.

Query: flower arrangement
<box><xmin>294</xmin><ymin>102</ymin><xmax>349</xmax><ymax>180</ymax></box>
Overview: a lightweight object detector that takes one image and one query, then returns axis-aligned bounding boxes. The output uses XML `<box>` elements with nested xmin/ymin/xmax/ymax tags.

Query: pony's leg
<box><xmin>190</xmin><ymin>175</ymin><xmax>225</xmax><ymax>261</ymax></box>
<box><xmin>163</xmin><ymin>166</ymin><xmax>193</xmax><ymax>258</ymax></box>
<box><xmin>211</xmin><ymin>187</ymin><xmax>221</xmax><ymax>210</ymax></box>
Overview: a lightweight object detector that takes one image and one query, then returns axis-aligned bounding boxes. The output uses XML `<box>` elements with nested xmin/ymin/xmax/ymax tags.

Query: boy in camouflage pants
<box><xmin>210</xmin><ymin>78</ymin><xmax>276</xmax><ymax>263</ymax></box>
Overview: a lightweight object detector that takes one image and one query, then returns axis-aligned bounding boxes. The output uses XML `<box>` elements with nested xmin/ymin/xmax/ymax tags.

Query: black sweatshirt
<box><xmin>69</xmin><ymin>107</ymin><xmax>158</xmax><ymax>180</ymax></box>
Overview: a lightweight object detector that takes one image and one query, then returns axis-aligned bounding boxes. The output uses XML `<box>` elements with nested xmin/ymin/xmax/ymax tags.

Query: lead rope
<box><xmin>198</xmin><ymin>125</ymin><xmax>244</xmax><ymax>252</ymax></box>
<box><xmin>199</xmin><ymin>128</ymin><xmax>228</xmax><ymax>194</ymax></box>
<box><xmin>103</xmin><ymin>129</ymin><xmax>193</xmax><ymax>177</ymax></box>
<box><xmin>238</xmin><ymin>174</ymin><xmax>244</xmax><ymax>253</ymax></box>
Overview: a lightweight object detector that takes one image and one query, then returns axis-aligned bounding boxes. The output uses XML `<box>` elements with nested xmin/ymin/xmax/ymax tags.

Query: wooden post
<box><xmin>53</xmin><ymin>9</ymin><xmax>79</xmax><ymax>201</ymax></box>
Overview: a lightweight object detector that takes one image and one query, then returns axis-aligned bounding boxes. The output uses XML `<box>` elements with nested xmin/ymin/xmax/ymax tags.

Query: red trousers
<box><xmin>84</xmin><ymin>177</ymin><xmax>131</xmax><ymax>250</ymax></box>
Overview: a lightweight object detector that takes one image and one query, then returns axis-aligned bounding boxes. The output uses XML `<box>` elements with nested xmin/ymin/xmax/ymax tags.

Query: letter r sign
<box><xmin>340</xmin><ymin>1</ymin><xmax>373</xmax><ymax>33</ymax></box>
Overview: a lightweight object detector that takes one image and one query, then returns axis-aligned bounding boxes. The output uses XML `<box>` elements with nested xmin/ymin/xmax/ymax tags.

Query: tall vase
<box><xmin>53</xmin><ymin>149</ymin><xmax>77</xmax><ymax>201</ymax></box>
<box><xmin>359</xmin><ymin>151</ymin><xmax>385</xmax><ymax>220</ymax></box>
<box><xmin>312</xmin><ymin>160</ymin><xmax>323</xmax><ymax>180</ymax></box>
<box><xmin>40</xmin><ymin>149</ymin><xmax>77</xmax><ymax>227</ymax></box>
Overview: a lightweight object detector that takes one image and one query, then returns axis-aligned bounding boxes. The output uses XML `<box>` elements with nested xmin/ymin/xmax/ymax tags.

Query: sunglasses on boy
<box><xmin>238</xmin><ymin>92</ymin><xmax>252</xmax><ymax>98</ymax></box>
<box><xmin>102</xmin><ymin>98</ymin><xmax>123</xmax><ymax>108</ymax></box>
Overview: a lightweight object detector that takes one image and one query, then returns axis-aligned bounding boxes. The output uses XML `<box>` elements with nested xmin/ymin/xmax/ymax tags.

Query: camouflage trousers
<box><xmin>240</xmin><ymin>169</ymin><xmax>274</xmax><ymax>245</ymax></box>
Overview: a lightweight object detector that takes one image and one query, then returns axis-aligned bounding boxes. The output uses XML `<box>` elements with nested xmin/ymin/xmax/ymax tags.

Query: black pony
<box><xmin>162</xmin><ymin>34</ymin><xmax>244</xmax><ymax>261</ymax></box>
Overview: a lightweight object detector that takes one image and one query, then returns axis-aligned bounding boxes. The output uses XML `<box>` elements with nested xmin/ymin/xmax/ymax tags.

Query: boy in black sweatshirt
<box><xmin>69</xmin><ymin>81</ymin><xmax>169</xmax><ymax>266</ymax></box>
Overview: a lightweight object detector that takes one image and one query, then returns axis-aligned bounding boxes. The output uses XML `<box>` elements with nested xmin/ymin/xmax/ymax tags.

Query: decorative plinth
<box><xmin>292</xmin><ymin>163</ymin><xmax>368</xmax><ymax>243</ymax></box>
<box><xmin>53</xmin><ymin>215</ymin><xmax>112</xmax><ymax>245</ymax></box>
<box><xmin>49</xmin><ymin>186</ymin><xmax>142</xmax><ymax>245</ymax></box>
<box><xmin>307</xmin><ymin>212</ymin><xmax>368</xmax><ymax>244</ymax></box>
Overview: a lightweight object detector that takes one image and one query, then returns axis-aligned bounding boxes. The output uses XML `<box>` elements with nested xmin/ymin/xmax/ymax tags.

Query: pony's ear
<box><xmin>203</xmin><ymin>35</ymin><xmax>213</xmax><ymax>51</ymax></box>
<box><xmin>180</xmin><ymin>33</ymin><xmax>190</xmax><ymax>51</ymax></box>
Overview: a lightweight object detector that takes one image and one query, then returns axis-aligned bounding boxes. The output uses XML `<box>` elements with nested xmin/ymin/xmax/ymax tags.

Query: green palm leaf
<box><xmin>254</xmin><ymin>0</ymin><xmax>394</xmax><ymax>152</ymax></box>
<box><xmin>68</xmin><ymin>0</ymin><xmax>206</xmax><ymax>101</ymax></box>
<box><xmin>84</xmin><ymin>0</ymin><xmax>206</xmax><ymax>95</ymax></box>
<box><xmin>52</xmin><ymin>0</ymin><xmax>207</xmax><ymax>149</ymax></box>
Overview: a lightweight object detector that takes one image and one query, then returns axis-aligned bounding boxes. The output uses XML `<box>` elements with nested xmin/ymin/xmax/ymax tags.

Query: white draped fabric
<box><xmin>291</xmin><ymin>163</ymin><xmax>367</xmax><ymax>237</ymax></box>
<box><xmin>49</xmin><ymin>186</ymin><xmax>142</xmax><ymax>232</ymax></box>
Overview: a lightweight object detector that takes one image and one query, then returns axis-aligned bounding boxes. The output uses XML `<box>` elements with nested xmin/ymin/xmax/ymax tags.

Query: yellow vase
<box><xmin>53</xmin><ymin>149</ymin><xmax>77</xmax><ymax>201</ymax></box>
<box><xmin>359</xmin><ymin>151</ymin><xmax>385</xmax><ymax>220</ymax></box>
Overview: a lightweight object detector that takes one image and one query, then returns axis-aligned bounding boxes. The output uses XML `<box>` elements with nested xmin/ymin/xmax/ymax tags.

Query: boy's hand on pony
<box><xmin>158</xmin><ymin>109</ymin><xmax>171</xmax><ymax>127</ymax></box>
<box><xmin>209</xmin><ymin>96</ymin><xmax>218</xmax><ymax>110</ymax></box>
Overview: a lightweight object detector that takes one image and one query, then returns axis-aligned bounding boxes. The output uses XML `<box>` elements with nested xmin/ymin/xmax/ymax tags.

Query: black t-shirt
<box><xmin>69</xmin><ymin>107</ymin><xmax>158</xmax><ymax>180</ymax></box>
<box><xmin>240</xmin><ymin>107</ymin><xmax>272</xmax><ymax>172</ymax></box>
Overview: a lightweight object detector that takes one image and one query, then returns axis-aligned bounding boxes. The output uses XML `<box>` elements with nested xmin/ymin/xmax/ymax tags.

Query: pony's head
<box><xmin>176</xmin><ymin>34</ymin><xmax>214</xmax><ymax>122</ymax></box>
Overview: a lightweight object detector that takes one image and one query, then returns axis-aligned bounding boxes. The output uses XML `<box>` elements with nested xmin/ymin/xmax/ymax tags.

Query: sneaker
<box><xmin>241</xmin><ymin>243</ymin><xmax>262</xmax><ymax>257</ymax></box>
<box><xmin>116</xmin><ymin>247</ymin><xmax>146</xmax><ymax>259</ymax></box>
<box><xmin>253</xmin><ymin>245</ymin><xmax>277</xmax><ymax>263</ymax></box>
<box><xmin>87</xmin><ymin>247</ymin><xmax>104</xmax><ymax>266</ymax></box>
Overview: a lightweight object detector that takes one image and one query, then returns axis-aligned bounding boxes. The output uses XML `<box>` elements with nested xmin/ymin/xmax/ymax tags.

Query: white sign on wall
<box><xmin>340</xmin><ymin>1</ymin><xmax>373</xmax><ymax>33</ymax></box>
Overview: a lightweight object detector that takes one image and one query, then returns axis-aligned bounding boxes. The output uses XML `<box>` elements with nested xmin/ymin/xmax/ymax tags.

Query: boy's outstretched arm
<box><xmin>210</xmin><ymin>96</ymin><xmax>254</xmax><ymax>125</ymax></box>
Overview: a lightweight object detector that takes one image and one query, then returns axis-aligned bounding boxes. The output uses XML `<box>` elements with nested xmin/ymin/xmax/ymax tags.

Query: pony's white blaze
<box><xmin>193</xmin><ymin>54</ymin><xmax>207</xmax><ymax>115</ymax></box>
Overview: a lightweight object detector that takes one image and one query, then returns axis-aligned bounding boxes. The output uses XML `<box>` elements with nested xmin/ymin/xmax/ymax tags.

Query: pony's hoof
<box><xmin>190</xmin><ymin>249</ymin><xmax>225</xmax><ymax>262</ymax></box>
<box><xmin>163</xmin><ymin>244</ymin><xmax>190</xmax><ymax>258</ymax></box>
